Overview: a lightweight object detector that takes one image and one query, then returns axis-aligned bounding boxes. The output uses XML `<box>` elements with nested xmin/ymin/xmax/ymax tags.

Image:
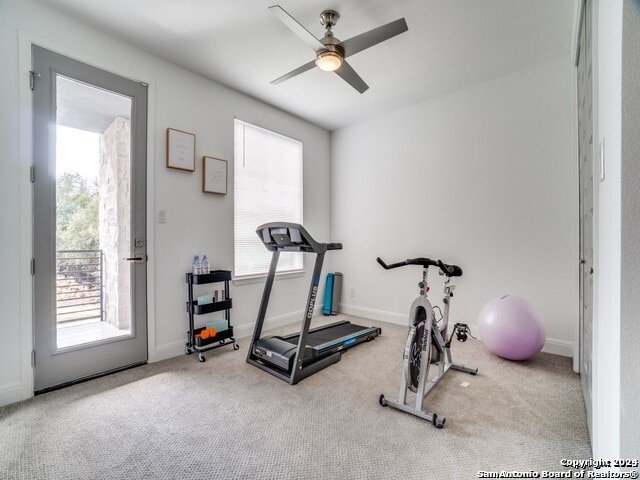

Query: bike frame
<box><xmin>383</xmin><ymin>264</ymin><xmax>477</xmax><ymax>427</ymax></box>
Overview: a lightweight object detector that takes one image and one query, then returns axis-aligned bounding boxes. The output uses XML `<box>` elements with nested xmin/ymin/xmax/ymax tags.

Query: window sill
<box><xmin>233</xmin><ymin>269</ymin><xmax>305</xmax><ymax>286</ymax></box>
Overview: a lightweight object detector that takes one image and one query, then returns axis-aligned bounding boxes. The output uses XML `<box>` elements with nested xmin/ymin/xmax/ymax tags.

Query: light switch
<box><xmin>157</xmin><ymin>209</ymin><xmax>167</xmax><ymax>223</ymax></box>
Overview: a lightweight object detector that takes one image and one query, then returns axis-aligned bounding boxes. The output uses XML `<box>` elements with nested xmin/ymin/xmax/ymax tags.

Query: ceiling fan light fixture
<box><xmin>316</xmin><ymin>50</ymin><xmax>343</xmax><ymax>72</ymax></box>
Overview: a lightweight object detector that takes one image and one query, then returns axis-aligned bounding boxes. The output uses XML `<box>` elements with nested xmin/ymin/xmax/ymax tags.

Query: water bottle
<box><xmin>201</xmin><ymin>255</ymin><xmax>210</xmax><ymax>274</ymax></box>
<box><xmin>192</xmin><ymin>255</ymin><xmax>200</xmax><ymax>275</ymax></box>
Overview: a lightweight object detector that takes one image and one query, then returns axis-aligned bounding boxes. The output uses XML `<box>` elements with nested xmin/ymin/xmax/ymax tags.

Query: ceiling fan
<box><xmin>269</xmin><ymin>5</ymin><xmax>408</xmax><ymax>94</ymax></box>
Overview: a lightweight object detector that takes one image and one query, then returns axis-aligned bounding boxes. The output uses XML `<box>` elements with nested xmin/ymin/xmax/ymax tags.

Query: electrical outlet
<box><xmin>157</xmin><ymin>209</ymin><xmax>167</xmax><ymax>224</ymax></box>
<box><xmin>349</xmin><ymin>288</ymin><xmax>355</xmax><ymax>298</ymax></box>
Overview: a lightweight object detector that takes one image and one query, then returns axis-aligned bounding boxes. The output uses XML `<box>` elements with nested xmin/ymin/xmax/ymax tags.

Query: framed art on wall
<box><xmin>203</xmin><ymin>156</ymin><xmax>228</xmax><ymax>195</ymax></box>
<box><xmin>166</xmin><ymin>128</ymin><xmax>195</xmax><ymax>171</ymax></box>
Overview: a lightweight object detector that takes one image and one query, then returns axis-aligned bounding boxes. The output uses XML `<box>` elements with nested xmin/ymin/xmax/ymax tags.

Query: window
<box><xmin>234</xmin><ymin>119</ymin><xmax>303</xmax><ymax>278</ymax></box>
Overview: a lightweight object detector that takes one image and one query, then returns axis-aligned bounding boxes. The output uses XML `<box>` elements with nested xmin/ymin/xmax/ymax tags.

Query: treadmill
<box><xmin>246</xmin><ymin>222</ymin><xmax>382</xmax><ymax>384</ymax></box>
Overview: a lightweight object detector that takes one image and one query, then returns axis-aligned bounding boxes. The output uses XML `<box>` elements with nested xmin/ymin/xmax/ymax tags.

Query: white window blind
<box><xmin>234</xmin><ymin>119</ymin><xmax>303</xmax><ymax>278</ymax></box>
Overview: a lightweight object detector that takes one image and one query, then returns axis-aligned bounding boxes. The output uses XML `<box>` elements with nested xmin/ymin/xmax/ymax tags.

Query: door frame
<box><xmin>17</xmin><ymin>31</ymin><xmax>157</xmax><ymax>401</ymax></box>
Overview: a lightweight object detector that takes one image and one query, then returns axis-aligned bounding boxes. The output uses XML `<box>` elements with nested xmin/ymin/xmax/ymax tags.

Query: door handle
<box><xmin>124</xmin><ymin>256</ymin><xmax>146</xmax><ymax>262</ymax></box>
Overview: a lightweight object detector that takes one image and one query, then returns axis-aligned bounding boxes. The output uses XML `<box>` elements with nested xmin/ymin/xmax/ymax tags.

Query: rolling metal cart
<box><xmin>185</xmin><ymin>270</ymin><xmax>238</xmax><ymax>362</ymax></box>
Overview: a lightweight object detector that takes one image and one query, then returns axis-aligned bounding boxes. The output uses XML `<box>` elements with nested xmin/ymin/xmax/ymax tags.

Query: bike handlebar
<box><xmin>376</xmin><ymin>257</ymin><xmax>438</xmax><ymax>269</ymax></box>
<box><xmin>436</xmin><ymin>260</ymin><xmax>463</xmax><ymax>277</ymax></box>
<box><xmin>376</xmin><ymin>256</ymin><xmax>463</xmax><ymax>277</ymax></box>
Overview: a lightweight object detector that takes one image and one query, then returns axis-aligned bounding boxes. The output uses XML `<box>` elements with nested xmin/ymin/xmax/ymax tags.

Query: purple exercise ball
<box><xmin>478</xmin><ymin>295</ymin><xmax>545</xmax><ymax>361</ymax></box>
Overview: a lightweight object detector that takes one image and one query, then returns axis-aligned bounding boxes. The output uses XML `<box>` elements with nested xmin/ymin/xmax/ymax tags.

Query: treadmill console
<box><xmin>265</xmin><ymin>227</ymin><xmax>302</xmax><ymax>247</ymax></box>
<box><xmin>257</xmin><ymin>222</ymin><xmax>336</xmax><ymax>253</ymax></box>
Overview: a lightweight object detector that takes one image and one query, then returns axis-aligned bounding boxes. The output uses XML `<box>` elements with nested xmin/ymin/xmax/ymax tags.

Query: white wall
<box><xmin>1</xmin><ymin>2</ymin><xmax>634</xmax><ymax>460</ymax></box>
<box><xmin>0</xmin><ymin>3</ymin><xmax>24</xmax><ymax>404</ymax></box>
<box><xmin>331</xmin><ymin>54</ymin><xmax>577</xmax><ymax>357</ymax></box>
<box><xmin>0</xmin><ymin>0</ymin><xmax>331</xmax><ymax>406</ymax></box>
<box><xmin>621</xmin><ymin>0</ymin><xmax>640</xmax><ymax>458</ymax></box>
<box><xmin>592</xmin><ymin>0</ymin><xmax>622</xmax><ymax>459</ymax></box>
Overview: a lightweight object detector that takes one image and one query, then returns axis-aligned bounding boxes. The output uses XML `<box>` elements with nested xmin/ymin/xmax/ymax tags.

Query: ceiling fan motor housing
<box><xmin>318</xmin><ymin>10</ymin><xmax>343</xmax><ymax>58</ymax></box>
<box><xmin>319</xmin><ymin>10</ymin><xmax>339</xmax><ymax>29</ymax></box>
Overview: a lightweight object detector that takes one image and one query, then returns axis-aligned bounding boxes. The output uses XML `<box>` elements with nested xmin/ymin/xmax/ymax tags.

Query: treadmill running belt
<box><xmin>285</xmin><ymin>322</ymin><xmax>368</xmax><ymax>347</ymax></box>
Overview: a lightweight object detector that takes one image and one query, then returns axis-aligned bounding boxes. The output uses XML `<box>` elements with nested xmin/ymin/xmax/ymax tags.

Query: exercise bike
<box><xmin>377</xmin><ymin>256</ymin><xmax>477</xmax><ymax>428</ymax></box>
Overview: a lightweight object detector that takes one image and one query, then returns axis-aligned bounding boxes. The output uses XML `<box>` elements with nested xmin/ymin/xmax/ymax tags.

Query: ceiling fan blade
<box><xmin>271</xmin><ymin>59</ymin><xmax>317</xmax><ymax>85</ymax></box>
<box><xmin>340</xmin><ymin>18</ymin><xmax>408</xmax><ymax>58</ymax></box>
<box><xmin>334</xmin><ymin>60</ymin><xmax>369</xmax><ymax>94</ymax></box>
<box><xmin>269</xmin><ymin>5</ymin><xmax>325</xmax><ymax>52</ymax></box>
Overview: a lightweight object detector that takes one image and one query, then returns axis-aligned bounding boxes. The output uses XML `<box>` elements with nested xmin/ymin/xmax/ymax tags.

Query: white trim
<box><xmin>571</xmin><ymin>0</ymin><xmax>584</xmax><ymax>371</ymax></box>
<box><xmin>234</xmin><ymin>308</ymin><xmax>307</xmax><ymax>339</ymax></box>
<box><xmin>20</xmin><ymin>30</ymin><xmax>152</xmax><ymax>89</ymax></box>
<box><xmin>340</xmin><ymin>304</ymin><xmax>575</xmax><ymax>358</ymax></box>
<box><xmin>18</xmin><ymin>29</ymin><xmax>35</xmax><ymax>404</ymax></box>
<box><xmin>16</xmin><ymin>29</ymin><xmax>157</xmax><ymax>403</ymax></box>
<box><xmin>154</xmin><ymin>340</ymin><xmax>189</xmax><ymax>362</ymax></box>
<box><xmin>540</xmin><ymin>338</ymin><xmax>575</xmax><ymax>358</ymax></box>
<box><xmin>0</xmin><ymin>382</ymin><xmax>25</xmax><ymax>407</ymax></box>
<box><xmin>590</xmin><ymin>0</ymin><xmax>623</xmax><ymax>459</ymax></box>
<box><xmin>153</xmin><ymin>306</ymin><xmax>324</xmax><ymax>361</ymax></box>
<box><xmin>571</xmin><ymin>56</ymin><xmax>581</xmax><ymax>374</ymax></box>
<box><xmin>591</xmin><ymin>0</ymin><xmax>602</xmax><ymax>455</ymax></box>
<box><xmin>339</xmin><ymin>303</ymin><xmax>407</xmax><ymax>326</ymax></box>
<box><xmin>145</xmin><ymin>80</ymin><xmax>157</xmax><ymax>363</ymax></box>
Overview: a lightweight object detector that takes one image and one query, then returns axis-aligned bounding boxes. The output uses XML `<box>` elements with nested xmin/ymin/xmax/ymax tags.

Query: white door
<box><xmin>576</xmin><ymin>0</ymin><xmax>594</xmax><ymax>442</ymax></box>
<box><xmin>32</xmin><ymin>45</ymin><xmax>148</xmax><ymax>393</ymax></box>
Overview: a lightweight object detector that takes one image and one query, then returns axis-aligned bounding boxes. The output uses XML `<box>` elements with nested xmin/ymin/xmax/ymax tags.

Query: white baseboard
<box><xmin>540</xmin><ymin>338</ymin><xmax>574</xmax><ymax>358</ymax></box>
<box><xmin>339</xmin><ymin>303</ymin><xmax>407</xmax><ymax>326</ymax></box>
<box><xmin>154</xmin><ymin>340</ymin><xmax>188</xmax><ymax>362</ymax></box>
<box><xmin>152</xmin><ymin>307</ymin><xmax>317</xmax><ymax>362</ymax></box>
<box><xmin>339</xmin><ymin>303</ymin><xmax>575</xmax><ymax>359</ymax></box>
<box><xmin>153</xmin><ymin>301</ymin><xmax>575</xmax><ymax>363</ymax></box>
<box><xmin>233</xmin><ymin>308</ymin><xmax>306</xmax><ymax>339</ymax></box>
<box><xmin>0</xmin><ymin>381</ymin><xmax>25</xmax><ymax>408</ymax></box>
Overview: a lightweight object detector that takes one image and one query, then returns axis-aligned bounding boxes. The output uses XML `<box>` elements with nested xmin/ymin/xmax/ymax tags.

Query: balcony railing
<box><xmin>56</xmin><ymin>249</ymin><xmax>104</xmax><ymax>324</ymax></box>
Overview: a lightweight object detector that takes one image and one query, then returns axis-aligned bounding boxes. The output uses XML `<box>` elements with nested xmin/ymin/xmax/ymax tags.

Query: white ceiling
<box><xmin>35</xmin><ymin>0</ymin><xmax>577</xmax><ymax>131</ymax></box>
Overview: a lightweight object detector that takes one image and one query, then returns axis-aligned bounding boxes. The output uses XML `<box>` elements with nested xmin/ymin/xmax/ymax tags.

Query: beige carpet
<box><xmin>0</xmin><ymin>315</ymin><xmax>591</xmax><ymax>479</ymax></box>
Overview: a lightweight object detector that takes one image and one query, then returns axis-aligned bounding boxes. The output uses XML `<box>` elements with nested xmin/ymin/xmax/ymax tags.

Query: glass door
<box><xmin>32</xmin><ymin>45</ymin><xmax>148</xmax><ymax>393</ymax></box>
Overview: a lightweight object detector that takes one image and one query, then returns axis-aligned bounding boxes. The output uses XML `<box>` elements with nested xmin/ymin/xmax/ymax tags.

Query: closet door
<box><xmin>576</xmin><ymin>0</ymin><xmax>594</xmax><ymax>442</ymax></box>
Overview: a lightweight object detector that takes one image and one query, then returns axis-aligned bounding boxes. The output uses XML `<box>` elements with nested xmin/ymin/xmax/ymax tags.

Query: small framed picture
<box><xmin>166</xmin><ymin>128</ymin><xmax>195</xmax><ymax>171</ymax></box>
<box><xmin>203</xmin><ymin>156</ymin><xmax>228</xmax><ymax>195</ymax></box>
